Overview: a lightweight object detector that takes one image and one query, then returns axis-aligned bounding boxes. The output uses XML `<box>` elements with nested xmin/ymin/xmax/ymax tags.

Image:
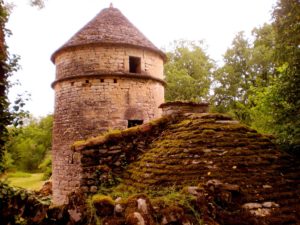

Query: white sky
<box><xmin>6</xmin><ymin>0</ymin><xmax>277</xmax><ymax>117</ymax></box>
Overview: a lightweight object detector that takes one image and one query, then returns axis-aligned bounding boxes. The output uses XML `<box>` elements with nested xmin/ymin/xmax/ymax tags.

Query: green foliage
<box><xmin>212</xmin><ymin>25</ymin><xmax>276</xmax><ymax>124</ymax></box>
<box><xmin>249</xmin><ymin>0</ymin><xmax>300</xmax><ymax>151</ymax></box>
<box><xmin>2</xmin><ymin>150</ymin><xmax>14</xmax><ymax>171</ymax></box>
<box><xmin>212</xmin><ymin>1</ymin><xmax>299</xmax><ymax>153</ymax></box>
<box><xmin>0</xmin><ymin>0</ymin><xmax>45</xmax><ymax>173</ymax></box>
<box><xmin>164</xmin><ymin>40</ymin><xmax>215</xmax><ymax>102</ymax></box>
<box><xmin>38</xmin><ymin>154</ymin><xmax>52</xmax><ymax>180</ymax></box>
<box><xmin>0</xmin><ymin>1</ymin><xmax>18</xmax><ymax>173</ymax></box>
<box><xmin>92</xmin><ymin>184</ymin><xmax>203</xmax><ymax>224</ymax></box>
<box><xmin>91</xmin><ymin>194</ymin><xmax>115</xmax><ymax>205</ymax></box>
<box><xmin>0</xmin><ymin>1</ymin><xmax>27</xmax><ymax>173</ymax></box>
<box><xmin>248</xmin><ymin>86</ymin><xmax>275</xmax><ymax>134</ymax></box>
<box><xmin>42</xmin><ymin>167</ymin><xmax>51</xmax><ymax>180</ymax></box>
<box><xmin>147</xmin><ymin>185</ymin><xmax>195</xmax><ymax>205</ymax></box>
<box><xmin>97</xmin><ymin>183</ymin><xmax>137</xmax><ymax>200</ymax></box>
<box><xmin>269</xmin><ymin>0</ymin><xmax>300</xmax><ymax>151</ymax></box>
<box><xmin>86</xmin><ymin>197</ymin><xmax>102</xmax><ymax>225</ymax></box>
<box><xmin>149</xmin><ymin>186</ymin><xmax>203</xmax><ymax>224</ymax></box>
<box><xmin>0</xmin><ymin>180</ymin><xmax>51</xmax><ymax>225</ymax></box>
<box><xmin>5</xmin><ymin>115</ymin><xmax>53</xmax><ymax>172</ymax></box>
<box><xmin>38</xmin><ymin>154</ymin><xmax>51</xmax><ymax>171</ymax></box>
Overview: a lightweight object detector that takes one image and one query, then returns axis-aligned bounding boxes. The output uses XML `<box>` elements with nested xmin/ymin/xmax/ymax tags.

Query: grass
<box><xmin>1</xmin><ymin>171</ymin><xmax>45</xmax><ymax>190</ymax></box>
<box><xmin>5</xmin><ymin>171</ymin><xmax>32</xmax><ymax>178</ymax></box>
<box><xmin>94</xmin><ymin>184</ymin><xmax>203</xmax><ymax>224</ymax></box>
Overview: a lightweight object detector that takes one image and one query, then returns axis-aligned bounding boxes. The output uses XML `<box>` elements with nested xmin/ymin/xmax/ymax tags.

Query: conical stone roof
<box><xmin>51</xmin><ymin>5</ymin><xmax>165</xmax><ymax>62</ymax></box>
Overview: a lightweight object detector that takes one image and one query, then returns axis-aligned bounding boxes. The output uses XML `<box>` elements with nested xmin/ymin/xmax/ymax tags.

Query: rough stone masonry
<box><xmin>51</xmin><ymin>5</ymin><xmax>166</xmax><ymax>204</ymax></box>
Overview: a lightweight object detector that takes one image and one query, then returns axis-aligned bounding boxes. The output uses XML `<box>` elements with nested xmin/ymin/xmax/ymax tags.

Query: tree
<box><xmin>269</xmin><ymin>0</ymin><xmax>300</xmax><ymax>150</ymax></box>
<box><xmin>164</xmin><ymin>40</ymin><xmax>214</xmax><ymax>102</ymax></box>
<box><xmin>212</xmin><ymin>25</ymin><xmax>276</xmax><ymax>124</ymax></box>
<box><xmin>29</xmin><ymin>0</ymin><xmax>45</xmax><ymax>8</ymax></box>
<box><xmin>0</xmin><ymin>1</ymin><xmax>8</xmax><ymax>172</ymax></box>
<box><xmin>212</xmin><ymin>32</ymin><xmax>251</xmax><ymax>118</ymax></box>
<box><xmin>0</xmin><ymin>1</ymin><xmax>17</xmax><ymax>173</ymax></box>
<box><xmin>212</xmin><ymin>0</ymin><xmax>299</xmax><ymax>153</ymax></box>
<box><xmin>0</xmin><ymin>0</ymin><xmax>45</xmax><ymax>172</ymax></box>
<box><xmin>5</xmin><ymin>115</ymin><xmax>53</xmax><ymax>172</ymax></box>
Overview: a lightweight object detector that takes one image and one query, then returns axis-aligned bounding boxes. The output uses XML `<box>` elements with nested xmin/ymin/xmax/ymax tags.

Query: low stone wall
<box><xmin>0</xmin><ymin>182</ymin><xmax>93</xmax><ymax>225</ymax></box>
<box><xmin>72</xmin><ymin>116</ymin><xmax>175</xmax><ymax>194</ymax></box>
<box><xmin>0</xmin><ymin>182</ymin><xmax>51</xmax><ymax>224</ymax></box>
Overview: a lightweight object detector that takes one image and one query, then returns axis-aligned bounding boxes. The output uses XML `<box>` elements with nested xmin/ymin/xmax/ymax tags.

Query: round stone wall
<box><xmin>52</xmin><ymin>45</ymin><xmax>164</xmax><ymax>204</ymax></box>
<box><xmin>53</xmin><ymin>45</ymin><xmax>164</xmax><ymax>80</ymax></box>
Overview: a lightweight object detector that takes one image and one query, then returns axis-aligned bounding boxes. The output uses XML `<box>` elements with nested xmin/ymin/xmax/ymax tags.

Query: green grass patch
<box><xmin>1</xmin><ymin>172</ymin><xmax>45</xmax><ymax>190</ymax></box>
<box><xmin>6</xmin><ymin>171</ymin><xmax>32</xmax><ymax>178</ymax></box>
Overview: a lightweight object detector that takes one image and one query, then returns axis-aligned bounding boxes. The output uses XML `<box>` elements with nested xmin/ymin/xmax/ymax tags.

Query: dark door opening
<box><xmin>129</xmin><ymin>56</ymin><xmax>141</xmax><ymax>73</ymax></box>
<box><xmin>128</xmin><ymin>120</ymin><xmax>143</xmax><ymax>128</ymax></box>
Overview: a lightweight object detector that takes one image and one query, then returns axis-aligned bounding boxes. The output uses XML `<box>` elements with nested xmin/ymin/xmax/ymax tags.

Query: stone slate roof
<box><xmin>51</xmin><ymin>6</ymin><xmax>166</xmax><ymax>62</ymax></box>
<box><xmin>123</xmin><ymin>113</ymin><xmax>300</xmax><ymax>223</ymax></box>
<box><xmin>76</xmin><ymin>112</ymin><xmax>300</xmax><ymax>223</ymax></box>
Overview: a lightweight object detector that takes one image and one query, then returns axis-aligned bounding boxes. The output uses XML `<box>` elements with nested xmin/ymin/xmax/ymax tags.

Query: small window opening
<box><xmin>100</xmin><ymin>79</ymin><xmax>104</xmax><ymax>83</ymax></box>
<box><xmin>129</xmin><ymin>56</ymin><xmax>141</xmax><ymax>73</ymax></box>
<box><xmin>114</xmin><ymin>79</ymin><xmax>117</xmax><ymax>83</ymax></box>
<box><xmin>85</xmin><ymin>80</ymin><xmax>89</xmax><ymax>83</ymax></box>
<box><xmin>70</xmin><ymin>82</ymin><xmax>74</xmax><ymax>86</ymax></box>
<box><xmin>128</xmin><ymin>120</ymin><xmax>143</xmax><ymax>128</ymax></box>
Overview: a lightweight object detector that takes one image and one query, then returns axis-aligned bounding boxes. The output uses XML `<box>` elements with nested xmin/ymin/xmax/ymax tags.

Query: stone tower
<box><xmin>51</xmin><ymin>5</ymin><xmax>166</xmax><ymax>204</ymax></box>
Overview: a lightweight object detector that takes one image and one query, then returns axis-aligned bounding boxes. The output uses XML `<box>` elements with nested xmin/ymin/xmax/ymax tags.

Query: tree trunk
<box><xmin>0</xmin><ymin>1</ymin><xmax>9</xmax><ymax>172</ymax></box>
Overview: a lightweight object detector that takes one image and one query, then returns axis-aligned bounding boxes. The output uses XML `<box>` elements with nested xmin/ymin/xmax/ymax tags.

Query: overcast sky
<box><xmin>6</xmin><ymin>0</ymin><xmax>277</xmax><ymax>117</ymax></box>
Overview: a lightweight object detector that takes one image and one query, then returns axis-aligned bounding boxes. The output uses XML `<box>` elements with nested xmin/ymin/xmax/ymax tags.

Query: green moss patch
<box><xmin>72</xmin><ymin>116</ymin><xmax>175</xmax><ymax>151</ymax></box>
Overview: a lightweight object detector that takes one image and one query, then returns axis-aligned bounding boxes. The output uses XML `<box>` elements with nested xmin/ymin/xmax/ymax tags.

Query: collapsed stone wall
<box><xmin>72</xmin><ymin>116</ymin><xmax>175</xmax><ymax>195</ymax></box>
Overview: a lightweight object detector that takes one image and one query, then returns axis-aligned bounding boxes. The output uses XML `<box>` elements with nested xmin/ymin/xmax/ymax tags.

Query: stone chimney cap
<box><xmin>159</xmin><ymin>101</ymin><xmax>209</xmax><ymax>108</ymax></box>
<box><xmin>159</xmin><ymin>101</ymin><xmax>210</xmax><ymax>116</ymax></box>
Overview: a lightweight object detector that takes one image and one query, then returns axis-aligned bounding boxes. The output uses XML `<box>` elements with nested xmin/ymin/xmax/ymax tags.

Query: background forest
<box><xmin>0</xmin><ymin>0</ymin><xmax>299</xmax><ymax>183</ymax></box>
<box><xmin>164</xmin><ymin>0</ymin><xmax>299</xmax><ymax>155</ymax></box>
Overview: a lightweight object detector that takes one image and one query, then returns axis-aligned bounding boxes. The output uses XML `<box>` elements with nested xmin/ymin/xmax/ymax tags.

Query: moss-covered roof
<box><xmin>120</xmin><ymin>113</ymin><xmax>300</xmax><ymax>222</ymax></box>
<box><xmin>75</xmin><ymin>112</ymin><xmax>300</xmax><ymax>223</ymax></box>
<box><xmin>124</xmin><ymin>113</ymin><xmax>278</xmax><ymax>187</ymax></box>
